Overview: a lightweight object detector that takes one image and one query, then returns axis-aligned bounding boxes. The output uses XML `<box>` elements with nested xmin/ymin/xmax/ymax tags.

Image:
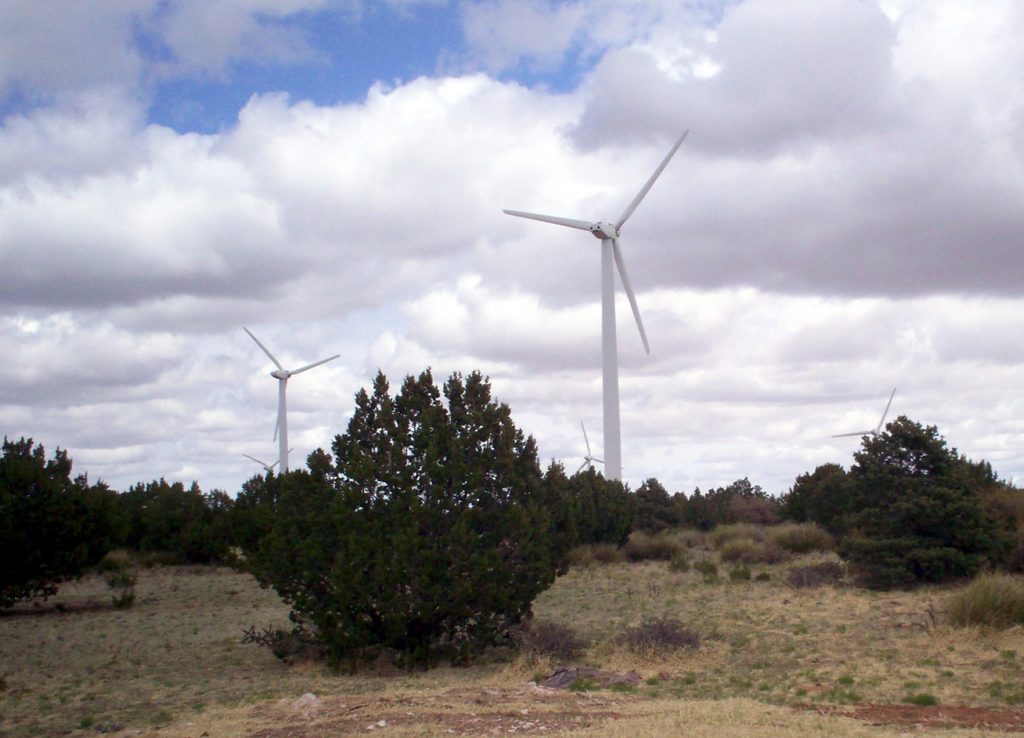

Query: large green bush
<box><xmin>241</xmin><ymin>370</ymin><xmax>569</xmax><ymax>666</ymax></box>
<box><xmin>1</xmin><ymin>437</ymin><xmax>117</xmax><ymax>607</ymax></box>
<box><xmin>839</xmin><ymin>417</ymin><xmax>1013</xmax><ymax>589</ymax></box>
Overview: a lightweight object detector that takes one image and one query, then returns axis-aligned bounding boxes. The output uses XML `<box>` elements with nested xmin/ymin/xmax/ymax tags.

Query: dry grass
<box><xmin>2</xmin><ymin>556</ymin><xmax>1024</xmax><ymax>737</ymax></box>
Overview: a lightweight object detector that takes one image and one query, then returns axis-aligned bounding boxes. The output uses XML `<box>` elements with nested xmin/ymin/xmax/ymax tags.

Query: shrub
<box><xmin>786</xmin><ymin>562</ymin><xmax>845</xmax><ymax>589</ymax></box>
<box><xmin>694</xmin><ymin>559</ymin><xmax>719</xmax><ymax>583</ymax></box>
<box><xmin>568</xmin><ymin>543</ymin><xmax>626</xmax><ymax>567</ymax></box>
<box><xmin>623</xmin><ymin>531</ymin><xmax>687</xmax><ymax>562</ymax></box>
<box><xmin>767</xmin><ymin>523</ymin><xmax>835</xmax><ymax>554</ymax></box>
<box><xmin>729</xmin><ymin>565</ymin><xmax>752</xmax><ymax>582</ymax></box>
<box><xmin>618</xmin><ymin>616</ymin><xmax>700</xmax><ymax>655</ymax></box>
<box><xmin>710</xmin><ymin>523</ymin><xmax>765</xmax><ymax>548</ymax></box>
<box><xmin>903</xmin><ymin>693</ymin><xmax>939</xmax><ymax>706</ymax></box>
<box><xmin>719</xmin><ymin>538</ymin><xmax>789</xmax><ymax>565</ymax></box>
<box><xmin>668</xmin><ymin>551</ymin><xmax>690</xmax><ymax>573</ymax></box>
<box><xmin>946</xmin><ymin>573</ymin><xmax>1024</xmax><ymax>628</ymax></box>
<box><xmin>512</xmin><ymin>620</ymin><xmax>587</xmax><ymax>662</ymax></box>
<box><xmin>242</xmin><ymin>370</ymin><xmax>568</xmax><ymax>667</ymax></box>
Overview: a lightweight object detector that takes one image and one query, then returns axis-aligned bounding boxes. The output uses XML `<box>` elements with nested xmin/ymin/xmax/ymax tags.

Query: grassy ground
<box><xmin>1</xmin><ymin>554</ymin><xmax>1023</xmax><ymax>736</ymax></box>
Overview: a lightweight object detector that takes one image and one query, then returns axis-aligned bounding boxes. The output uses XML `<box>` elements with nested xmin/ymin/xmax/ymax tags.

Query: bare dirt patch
<box><xmin>243</xmin><ymin>685</ymin><xmax>629</xmax><ymax>737</ymax></box>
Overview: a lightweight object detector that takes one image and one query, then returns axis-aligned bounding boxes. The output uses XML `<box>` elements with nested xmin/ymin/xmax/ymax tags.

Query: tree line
<box><xmin>3</xmin><ymin>369</ymin><xmax>1023</xmax><ymax>664</ymax></box>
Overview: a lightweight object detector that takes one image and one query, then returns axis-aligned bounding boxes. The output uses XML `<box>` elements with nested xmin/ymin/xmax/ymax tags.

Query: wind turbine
<box><xmin>243</xmin><ymin>451</ymin><xmax>292</xmax><ymax>474</ymax></box>
<box><xmin>504</xmin><ymin>130</ymin><xmax>689</xmax><ymax>480</ymax></box>
<box><xmin>244</xmin><ymin>327</ymin><xmax>340</xmax><ymax>474</ymax></box>
<box><xmin>832</xmin><ymin>387</ymin><xmax>897</xmax><ymax>438</ymax></box>
<box><xmin>577</xmin><ymin>421</ymin><xmax>605</xmax><ymax>474</ymax></box>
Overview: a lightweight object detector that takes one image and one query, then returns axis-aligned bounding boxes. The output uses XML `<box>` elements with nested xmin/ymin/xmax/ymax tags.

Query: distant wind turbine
<box><xmin>577</xmin><ymin>422</ymin><xmax>605</xmax><ymax>474</ymax></box>
<box><xmin>504</xmin><ymin>130</ymin><xmax>689</xmax><ymax>480</ymax></box>
<box><xmin>243</xmin><ymin>451</ymin><xmax>292</xmax><ymax>474</ymax></box>
<box><xmin>244</xmin><ymin>327</ymin><xmax>340</xmax><ymax>473</ymax></box>
<box><xmin>832</xmin><ymin>387</ymin><xmax>897</xmax><ymax>438</ymax></box>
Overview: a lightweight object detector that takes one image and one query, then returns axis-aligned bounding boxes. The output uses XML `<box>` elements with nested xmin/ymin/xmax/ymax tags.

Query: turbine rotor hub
<box><xmin>271</xmin><ymin>370</ymin><xmax>289</xmax><ymax>380</ymax></box>
<box><xmin>589</xmin><ymin>222</ymin><xmax>618</xmax><ymax>240</ymax></box>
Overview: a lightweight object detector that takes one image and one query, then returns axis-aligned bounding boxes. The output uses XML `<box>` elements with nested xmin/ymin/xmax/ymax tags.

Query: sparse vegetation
<box><xmin>767</xmin><ymin>522</ymin><xmax>835</xmax><ymax>554</ymax></box>
<box><xmin>946</xmin><ymin>573</ymin><xmax>1024</xmax><ymax>628</ymax></box>
<box><xmin>786</xmin><ymin>561</ymin><xmax>845</xmax><ymax>589</ymax></box>
<box><xmin>623</xmin><ymin>530</ymin><xmax>688</xmax><ymax>562</ymax></box>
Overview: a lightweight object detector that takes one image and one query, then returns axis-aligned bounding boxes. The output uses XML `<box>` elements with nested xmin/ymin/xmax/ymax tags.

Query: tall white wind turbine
<box><xmin>504</xmin><ymin>130</ymin><xmax>689</xmax><ymax>480</ymax></box>
<box><xmin>832</xmin><ymin>387</ymin><xmax>897</xmax><ymax>439</ymax></box>
<box><xmin>577</xmin><ymin>421</ymin><xmax>605</xmax><ymax>474</ymax></box>
<box><xmin>244</xmin><ymin>327</ymin><xmax>340</xmax><ymax>474</ymax></box>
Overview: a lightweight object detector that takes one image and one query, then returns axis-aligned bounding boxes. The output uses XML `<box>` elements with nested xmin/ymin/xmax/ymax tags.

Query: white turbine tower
<box><xmin>244</xmin><ymin>327</ymin><xmax>340</xmax><ymax>474</ymax></box>
<box><xmin>577</xmin><ymin>422</ymin><xmax>605</xmax><ymax>474</ymax></box>
<box><xmin>832</xmin><ymin>387</ymin><xmax>897</xmax><ymax>439</ymax></box>
<box><xmin>504</xmin><ymin>130</ymin><xmax>689</xmax><ymax>480</ymax></box>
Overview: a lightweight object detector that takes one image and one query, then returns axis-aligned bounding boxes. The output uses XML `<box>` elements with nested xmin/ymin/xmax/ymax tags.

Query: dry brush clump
<box><xmin>617</xmin><ymin>616</ymin><xmax>700</xmax><ymax>657</ymax></box>
<box><xmin>569</xmin><ymin>543</ymin><xmax>627</xmax><ymax>567</ymax></box>
<box><xmin>766</xmin><ymin>523</ymin><xmax>835</xmax><ymax>554</ymax></box>
<box><xmin>511</xmin><ymin>619</ymin><xmax>588</xmax><ymax>662</ymax></box>
<box><xmin>718</xmin><ymin>537</ymin><xmax>789</xmax><ymax>565</ymax></box>
<box><xmin>623</xmin><ymin>531</ymin><xmax>689</xmax><ymax>562</ymax></box>
<box><xmin>946</xmin><ymin>573</ymin><xmax>1024</xmax><ymax>628</ymax></box>
<box><xmin>708</xmin><ymin>523</ymin><xmax>766</xmax><ymax>548</ymax></box>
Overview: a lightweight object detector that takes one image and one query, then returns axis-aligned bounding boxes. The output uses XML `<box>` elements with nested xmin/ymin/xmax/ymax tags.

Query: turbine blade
<box><xmin>611</xmin><ymin>238</ymin><xmax>650</xmax><ymax>354</ymax></box>
<box><xmin>592</xmin><ymin>456</ymin><xmax>604</xmax><ymax>464</ymax></box>
<box><xmin>503</xmin><ymin>210</ymin><xmax>593</xmax><ymax>231</ymax></box>
<box><xmin>243</xmin><ymin>453</ymin><xmax>267</xmax><ymax>466</ymax></box>
<box><xmin>876</xmin><ymin>387</ymin><xmax>896</xmax><ymax>432</ymax></box>
<box><xmin>831</xmin><ymin>430</ymin><xmax>873</xmax><ymax>438</ymax></box>
<box><xmin>581</xmin><ymin>421</ymin><xmax>592</xmax><ymax>456</ymax></box>
<box><xmin>291</xmin><ymin>354</ymin><xmax>341</xmax><ymax>375</ymax></box>
<box><xmin>576</xmin><ymin>460</ymin><xmax>589</xmax><ymax>474</ymax></box>
<box><xmin>615</xmin><ymin>129</ymin><xmax>689</xmax><ymax>230</ymax></box>
<box><xmin>269</xmin><ymin>460</ymin><xmax>280</xmax><ymax>471</ymax></box>
<box><xmin>244</xmin><ymin>327</ymin><xmax>284</xmax><ymax>371</ymax></box>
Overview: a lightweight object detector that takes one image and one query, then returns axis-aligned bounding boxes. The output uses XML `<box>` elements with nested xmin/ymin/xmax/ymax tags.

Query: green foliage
<box><xmin>946</xmin><ymin>573</ymin><xmax>1024</xmax><ymax>628</ymax></box>
<box><xmin>242</xmin><ymin>370</ymin><xmax>567</xmax><ymax>666</ymax></box>
<box><xmin>682</xmin><ymin>480</ymin><xmax>779</xmax><ymax>531</ymax></box>
<box><xmin>902</xmin><ymin>692</ymin><xmax>939</xmax><ymax>706</ymax></box>
<box><xmin>728</xmin><ymin>565</ymin><xmax>752</xmax><ymax>582</ymax></box>
<box><xmin>633</xmin><ymin>477</ymin><xmax>678</xmax><ymax>533</ymax></box>
<box><xmin>780</xmin><ymin>463</ymin><xmax>852</xmax><ymax>534</ymax></box>
<box><xmin>118</xmin><ymin>480</ymin><xmax>232</xmax><ymax>564</ymax></box>
<box><xmin>840</xmin><ymin>417</ymin><xmax>1014</xmax><ymax>589</ymax></box>
<box><xmin>668</xmin><ymin>551</ymin><xmax>691</xmax><ymax>573</ymax></box>
<box><xmin>1</xmin><ymin>437</ymin><xmax>118</xmax><ymax>607</ymax></box>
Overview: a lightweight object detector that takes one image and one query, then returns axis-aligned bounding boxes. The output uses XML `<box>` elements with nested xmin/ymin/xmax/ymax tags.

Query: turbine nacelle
<box><xmin>271</xmin><ymin>369</ymin><xmax>290</xmax><ymax>380</ymax></box>
<box><xmin>589</xmin><ymin>222</ymin><xmax>619</xmax><ymax>240</ymax></box>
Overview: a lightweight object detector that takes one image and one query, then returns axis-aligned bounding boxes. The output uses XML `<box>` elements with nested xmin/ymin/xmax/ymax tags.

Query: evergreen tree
<box><xmin>840</xmin><ymin>416</ymin><xmax>1013</xmax><ymax>589</ymax></box>
<box><xmin>634</xmin><ymin>477</ymin><xmax>677</xmax><ymax>532</ymax></box>
<box><xmin>781</xmin><ymin>463</ymin><xmax>852</xmax><ymax>534</ymax></box>
<box><xmin>243</xmin><ymin>369</ymin><xmax>568</xmax><ymax>665</ymax></box>
<box><xmin>1</xmin><ymin>437</ymin><xmax>116</xmax><ymax>607</ymax></box>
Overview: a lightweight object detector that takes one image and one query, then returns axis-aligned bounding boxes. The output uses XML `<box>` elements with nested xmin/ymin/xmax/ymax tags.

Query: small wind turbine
<box><xmin>504</xmin><ymin>130</ymin><xmax>689</xmax><ymax>480</ymax></box>
<box><xmin>577</xmin><ymin>422</ymin><xmax>605</xmax><ymax>474</ymax></box>
<box><xmin>244</xmin><ymin>327</ymin><xmax>340</xmax><ymax>474</ymax></box>
<box><xmin>832</xmin><ymin>387</ymin><xmax>897</xmax><ymax>438</ymax></box>
<box><xmin>243</xmin><ymin>451</ymin><xmax>292</xmax><ymax>474</ymax></box>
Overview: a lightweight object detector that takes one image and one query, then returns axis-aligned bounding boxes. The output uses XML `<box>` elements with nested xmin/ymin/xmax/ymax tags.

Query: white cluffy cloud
<box><xmin>1</xmin><ymin>0</ymin><xmax>1023</xmax><ymax>496</ymax></box>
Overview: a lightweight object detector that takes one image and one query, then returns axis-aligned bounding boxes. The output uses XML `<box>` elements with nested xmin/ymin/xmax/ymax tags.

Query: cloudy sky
<box><xmin>2</xmin><ymin>0</ymin><xmax>1023</xmax><ymax>497</ymax></box>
